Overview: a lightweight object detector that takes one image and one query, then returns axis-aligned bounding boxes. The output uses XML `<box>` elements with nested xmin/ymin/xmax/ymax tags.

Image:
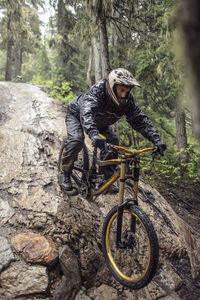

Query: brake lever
<box><xmin>152</xmin><ymin>146</ymin><xmax>159</xmax><ymax>160</ymax></box>
<box><xmin>152</xmin><ymin>146</ymin><xmax>158</xmax><ymax>155</ymax></box>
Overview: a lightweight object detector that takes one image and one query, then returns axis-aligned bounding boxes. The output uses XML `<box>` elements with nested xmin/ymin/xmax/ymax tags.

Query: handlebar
<box><xmin>98</xmin><ymin>133</ymin><xmax>156</xmax><ymax>156</ymax></box>
<box><xmin>113</xmin><ymin>145</ymin><xmax>155</xmax><ymax>156</ymax></box>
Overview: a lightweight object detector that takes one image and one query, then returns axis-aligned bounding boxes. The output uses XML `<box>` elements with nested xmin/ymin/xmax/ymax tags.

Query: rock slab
<box><xmin>0</xmin><ymin>262</ymin><xmax>48</xmax><ymax>297</ymax></box>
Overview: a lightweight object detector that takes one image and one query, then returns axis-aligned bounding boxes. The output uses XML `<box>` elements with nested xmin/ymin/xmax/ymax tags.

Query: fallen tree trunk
<box><xmin>0</xmin><ymin>82</ymin><xmax>199</xmax><ymax>299</ymax></box>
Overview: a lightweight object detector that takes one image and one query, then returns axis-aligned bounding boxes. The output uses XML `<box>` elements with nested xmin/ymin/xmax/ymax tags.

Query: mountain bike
<box><xmin>58</xmin><ymin>136</ymin><xmax>159</xmax><ymax>290</ymax></box>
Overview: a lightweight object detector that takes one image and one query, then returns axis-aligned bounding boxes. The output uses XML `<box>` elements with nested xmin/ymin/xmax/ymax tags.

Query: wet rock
<box><xmin>0</xmin><ymin>197</ymin><xmax>15</xmax><ymax>226</ymax></box>
<box><xmin>179</xmin><ymin>219</ymin><xmax>200</xmax><ymax>279</ymax></box>
<box><xmin>135</xmin><ymin>280</ymin><xmax>172</xmax><ymax>300</ymax></box>
<box><xmin>11</xmin><ymin>232</ymin><xmax>58</xmax><ymax>264</ymax></box>
<box><xmin>52</xmin><ymin>245</ymin><xmax>81</xmax><ymax>300</ymax></box>
<box><xmin>88</xmin><ymin>284</ymin><xmax>120</xmax><ymax>300</ymax></box>
<box><xmin>123</xmin><ymin>290</ymin><xmax>135</xmax><ymax>300</ymax></box>
<box><xmin>75</xmin><ymin>288</ymin><xmax>91</xmax><ymax>300</ymax></box>
<box><xmin>0</xmin><ymin>262</ymin><xmax>48</xmax><ymax>297</ymax></box>
<box><xmin>79</xmin><ymin>238</ymin><xmax>106</xmax><ymax>288</ymax></box>
<box><xmin>0</xmin><ymin>82</ymin><xmax>65</xmax><ymax>218</ymax></box>
<box><xmin>138</xmin><ymin>181</ymin><xmax>200</xmax><ymax>270</ymax></box>
<box><xmin>0</xmin><ymin>236</ymin><xmax>15</xmax><ymax>271</ymax></box>
<box><xmin>58</xmin><ymin>196</ymin><xmax>108</xmax><ymax>288</ymax></box>
<box><xmin>161</xmin><ymin>292</ymin><xmax>182</xmax><ymax>300</ymax></box>
<box><xmin>53</xmin><ymin>276</ymin><xmax>78</xmax><ymax>300</ymax></box>
<box><xmin>59</xmin><ymin>245</ymin><xmax>81</xmax><ymax>286</ymax></box>
<box><xmin>156</xmin><ymin>261</ymin><xmax>183</xmax><ymax>292</ymax></box>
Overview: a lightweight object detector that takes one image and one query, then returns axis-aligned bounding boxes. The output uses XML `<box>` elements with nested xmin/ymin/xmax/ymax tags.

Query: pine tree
<box><xmin>0</xmin><ymin>0</ymin><xmax>43</xmax><ymax>80</ymax></box>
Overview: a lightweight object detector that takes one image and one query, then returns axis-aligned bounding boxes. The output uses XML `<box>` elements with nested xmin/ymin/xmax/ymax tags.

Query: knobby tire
<box><xmin>102</xmin><ymin>203</ymin><xmax>159</xmax><ymax>289</ymax></box>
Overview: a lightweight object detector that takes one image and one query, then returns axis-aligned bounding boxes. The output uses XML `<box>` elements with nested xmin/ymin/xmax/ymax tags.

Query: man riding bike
<box><xmin>61</xmin><ymin>68</ymin><xmax>166</xmax><ymax>192</ymax></box>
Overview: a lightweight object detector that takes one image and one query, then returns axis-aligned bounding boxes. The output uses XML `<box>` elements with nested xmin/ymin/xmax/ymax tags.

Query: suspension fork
<box><xmin>116</xmin><ymin>156</ymin><xmax>140</xmax><ymax>248</ymax></box>
<box><xmin>132</xmin><ymin>156</ymin><xmax>140</xmax><ymax>203</ymax></box>
<box><xmin>116</xmin><ymin>156</ymin><xmax>127</xmax><ymax>248</ymax></box>
<box><xmin>116</xmin><ymin>199</ymin><xmax>137</xmax><ymax>248</ymax></box>
<box><xmin>130</xmin><ymin>157</ymin><xmax>140</xmax><ymax>233</ymax></box>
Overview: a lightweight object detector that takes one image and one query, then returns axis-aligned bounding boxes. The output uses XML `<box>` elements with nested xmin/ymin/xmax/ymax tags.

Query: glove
<box><xmin>91</xmin><ymin>134</ymin><xmax>105</xmax><ymax>149</ymax></box>
<box><xmin>154</xmin><ymin>141</ymin><xmax>166</xmax><ymax>156</ymax></box>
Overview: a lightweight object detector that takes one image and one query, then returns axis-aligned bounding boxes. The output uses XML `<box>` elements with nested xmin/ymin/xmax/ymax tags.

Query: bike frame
<box><xmin>92</xmin><ymin>145</ymin><xmax>154</xmax><ymax>205</ymax></box>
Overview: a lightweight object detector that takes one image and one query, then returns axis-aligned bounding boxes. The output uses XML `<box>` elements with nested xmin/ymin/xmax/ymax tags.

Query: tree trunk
<box><xmin>179</xmin><ymin>0</ymin><xmax>200</xmax><ymax>145</ymax></box>
<box><xmin>98</xmin><ymin>15</ymin><xmax>110</xmax><ymax>78</ymax></box>
<box><xmin>110</xmin><ymin>4</ymin><xmax>119</xmax><ymax>47</ymax></box>
<box><xmin>57</xmin><ymin>0</ymin><xmax>69</xmax><ymax>76</ymax></box>
<box><xmin>13</xmin><ymin>43</ymin><xmax>22</xmax><ymax>78</ymax></box>
<box><xmin>91</xmin><ymin>0</ymin><xmax>110</xmax><ymax>81</ymax></box>
<box><xmin>92</xmin><ymin>36</ymin><xmax>102</xmax><ymax>82</ymax></box>
<box><xmin>87</xmin><ymin>44</ymin><xmax>93</xmax><ymax>87</ymax></box>
<box><xmin>5</xmin><ymin>12</ymin><xmax>13</xmax><ymax>81</ymax></box>
<box><xmin>5</xmin><ymin>41</ymin><xmax>13</xmax><ymax>81</ymax></box>
<box><xmin>175</xmin><ymin>97</ymin><xmax>189</xmax><ymax>163</ymax></box>
<box><xmin>57</xmin><ymin>0</ymin><xmax>65</xmax><ymax>69</ymax></box>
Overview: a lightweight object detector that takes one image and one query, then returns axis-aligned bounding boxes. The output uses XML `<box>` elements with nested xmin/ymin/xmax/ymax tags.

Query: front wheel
<box><xmin>102</xmin><ymin>204</ymin><xmax>159</xmax><ymax>290</ymax></box>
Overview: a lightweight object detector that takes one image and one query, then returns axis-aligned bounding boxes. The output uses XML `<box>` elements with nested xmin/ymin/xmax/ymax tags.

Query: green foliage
<box><xmin>30</xmin><ymin>73</ymin><xmax>76</xmax><ymax>104</ymax></box>
<box><xmin>50</xmin><ymin>81</ymin><xmax>76</xmax><ymax>104</ymax></box>
<box><xmin>141</xmin><ymin>145</ymin><xmax>200</xmax><ymax>185</ymax></box>
<box><xmin>30</xmin><ymin>74</ymin><xmax>51</xmax><ymax>85</ymax></box>
<box><xmin>181</xmin><ymin>145</ymin><xmax>200</xmax><ymax>182</ymax></box>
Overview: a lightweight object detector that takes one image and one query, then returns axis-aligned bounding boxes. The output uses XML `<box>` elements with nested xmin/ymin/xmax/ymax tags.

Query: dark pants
<box><xmin>62</xmin><ymin>111</ymin><xmax>119</xmax><ymax>178</ymax></box>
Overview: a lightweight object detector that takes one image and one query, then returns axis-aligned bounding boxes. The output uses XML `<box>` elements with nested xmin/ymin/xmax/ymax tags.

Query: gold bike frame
<box><xmin>92</xmin><ymin>146</ymin><xmax>154</xmax><ymax>205</ymax></box>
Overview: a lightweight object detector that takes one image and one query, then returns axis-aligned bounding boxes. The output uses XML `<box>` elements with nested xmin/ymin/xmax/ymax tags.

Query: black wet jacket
<box><xmin>67</xmin><ymin>79</ymin><xmax>160</xmax><ymax>144</ymax></box>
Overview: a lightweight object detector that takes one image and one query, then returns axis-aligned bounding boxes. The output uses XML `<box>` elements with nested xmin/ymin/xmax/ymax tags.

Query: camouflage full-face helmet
<box><xmin>107</xmin><ymin>68</ymin><xmax>141</xmax><ymax>106</ymax></box>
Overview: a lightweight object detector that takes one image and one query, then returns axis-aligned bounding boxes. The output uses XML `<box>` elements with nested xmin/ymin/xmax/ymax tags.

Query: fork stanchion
<box><xmin>118</xmin><ymin>156</ymin><xmax>126</xmax><ymax>206</ymax></box>
<box><xmin>132</xmin><ymin>157</ymin><xmax>140</xmax><ymax>202</ymax></box>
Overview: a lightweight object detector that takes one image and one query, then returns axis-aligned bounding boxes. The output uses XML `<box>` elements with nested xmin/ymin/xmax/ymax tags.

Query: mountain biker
<box><xmin>61</xmin><ymin>68</ymin><xmax>166</xmax><ymax>192</ymax></box>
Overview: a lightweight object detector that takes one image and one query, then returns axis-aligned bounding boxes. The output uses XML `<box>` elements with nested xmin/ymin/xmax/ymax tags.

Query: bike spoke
<box><xmin>106</xmin><ymin>210</ymin><xmax>151</xmax><ymax>282</ymax></box>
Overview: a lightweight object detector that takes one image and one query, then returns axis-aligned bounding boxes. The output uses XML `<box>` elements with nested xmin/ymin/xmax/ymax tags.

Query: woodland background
<box><xmin>0</xmin><ymin>0</ymin><xmax>200</xmax><ymax>192</ymax></box>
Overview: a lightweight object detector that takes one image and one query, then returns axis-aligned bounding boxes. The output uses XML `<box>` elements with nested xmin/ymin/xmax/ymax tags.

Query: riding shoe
<box><xmin>61</xmin><ymin>172</ymin><xmax>72</xmax><ymax>191</ymax></box>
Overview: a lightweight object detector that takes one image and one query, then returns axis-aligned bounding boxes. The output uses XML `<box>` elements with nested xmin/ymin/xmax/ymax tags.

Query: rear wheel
<box><xmin>102</xmin><ymin>203</ymin><xmax>159</xmax><ymax>289</ymax></box>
